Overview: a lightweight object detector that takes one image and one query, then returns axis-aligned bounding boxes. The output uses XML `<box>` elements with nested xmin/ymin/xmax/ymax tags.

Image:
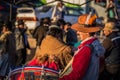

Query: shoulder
<box><xmin>75</xmin><ymin>45</ymin><xmax>91</xmax><ymax>56</ymax></box>
<box><xmin>102</xmin><ymin>37</ymin><xmax>112</xmax><ymax>46</ymax></box>
<box><xmin>101</xmin><ymin>37</ymin><xmax>113</xmax><ymax>52</ymax></box>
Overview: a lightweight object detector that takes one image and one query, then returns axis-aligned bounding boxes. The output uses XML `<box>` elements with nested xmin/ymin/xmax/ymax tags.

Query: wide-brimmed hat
<box><xmin>71</xmin><ymin>14</ymin><xmax>102</xmax><ymax>33</ymax></box>
<box><xmin>17</xmin><ymin>20</ymin><xmax>24</xmax><ymax>25</ymax></box>
<box><xmin>103</xmin><ymin>22</ymin><xmax>119</xmax><ymax>31</ymax></box>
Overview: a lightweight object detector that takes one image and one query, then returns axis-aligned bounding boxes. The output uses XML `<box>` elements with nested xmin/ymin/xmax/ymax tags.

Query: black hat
<box><xmin>0</xmin><ymin>19</ymin><xmax>3</xmax><ymax>27</ymax></box>
<box><xmin>43</xmin><ymin>17</ymin><xmax>51</xmax><ymax>24</ymax></box>
<box><xmin>18</xmin><ymin>20</ymin><xmax>24</xmax><ymax>25</ymax></box>
<box><xmin>2</xmin><ymin>21</ymin><xmax>12</xmax><ymax>30</ymax></box>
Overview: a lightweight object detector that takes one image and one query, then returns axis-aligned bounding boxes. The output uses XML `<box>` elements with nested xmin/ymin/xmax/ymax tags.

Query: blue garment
<box><xmin>23</xmin><ymin>34</ymin><xmax>28</xmax><ymax>46</ymax></box>
<box><xmin>83</xmin><ymin>40</ymin><xmax>105</xmax><ymax>80</ymax></box>
<box><xmin>66</xmin><ymin>29</ymin><xmax>78</xmax><ymax>46</ymax></box>
<box><xmin>0</xmin><ymin>53</ymin><xmax>9</xmax><ymax>76</ymax></box>
<box><xmin>74</xmin><ymin>40</ymin><xmax>82</xmax><ymax>48</ymax></box>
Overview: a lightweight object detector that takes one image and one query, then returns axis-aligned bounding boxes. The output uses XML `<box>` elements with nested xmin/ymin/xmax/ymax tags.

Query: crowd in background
<box><xmin>0</xmin><ymin>1</ymin><xmax>120</xmax><ymax>80</ymax></box>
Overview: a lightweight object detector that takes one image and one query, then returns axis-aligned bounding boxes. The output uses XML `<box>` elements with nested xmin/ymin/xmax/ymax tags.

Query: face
<box><xmin>18</xmin><ymin>24</ymin><xmax>24</xmax><ymax>28</ymax></box>
<box><xmin>57</xmin><ymin>2</ymin><xmax>63</xmax><ymax>7</ymax></box>
<box><xmin>64</xmin><ymin>24</ymin><xmax>70</xmax><ymax>31</ymax></box>
<box><xmin>103</xmin><ymin>29</ymin><xmax>111</xmax><ymax>36</ymax></box>
<box><xmin>76</xmin><ymin>31</ymin><xmax>81</xmax><ymax>40</ymax></box>
<box><xmin>77</xmin><ymin>31</ymin><xmax>89</xmax><ymax>41</ymax></box>
<box><xmin>2</xmin><ymin>26</ymin><xmax>8</xmax><ymax>33</ymax></box>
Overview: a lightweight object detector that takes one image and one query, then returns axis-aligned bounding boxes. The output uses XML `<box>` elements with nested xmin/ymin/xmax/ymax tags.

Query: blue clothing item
<box><xmin>23</xmin><ymin>34</ymin><xmax>28</xmax><ymax>46</ymax></box>
<box><xmin>74</xmin><ymin>40</ymin><xmax>82</xmax><ymax>48</ymax></box>
<box><xmin>83</xmin><ymin>39</ymin><xmax>105</xmax><ymax>80</ymax></box>
<box><xmin>66</xmin><ymin>29</ymin><xmax>78</xmax><ymax>46</ymax></box>
<box><xmin>0</xmin><ymin>53</ymin><xmax>9</xmax><ymax>76</ymax></box>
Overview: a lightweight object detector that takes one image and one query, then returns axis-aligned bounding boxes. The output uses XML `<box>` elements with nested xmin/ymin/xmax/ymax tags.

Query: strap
<box><xmin>86</xmin><ymin>44</ymin><xmax>94</xmax><ymax>53</ymax></box>
<box><xmin>111</xmin><ymin>36</ymin><xmax>120</xmax><ymax>41</ymax></box>
<box><xmin>60</xmin><ymin>58</ymin><xmax>73</xmax><ymax>76</ymax></box>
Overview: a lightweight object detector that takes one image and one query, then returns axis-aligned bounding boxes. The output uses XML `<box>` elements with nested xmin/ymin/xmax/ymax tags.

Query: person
<box><xmin>0</xmin><ymin>23</ymin><xmax>16</xmax><ymax>79</ymax></box>
<box><xmin>33</xmin><ymin>17</ymin><xmax>51</xmax><ymax>47</ymax></box>
<box><xmin>32</xmin><ymin>18</ymin><xmax>44</xmax><ymax>46</ymax></box>
<box><xmin>51</xmin><ymin>1</ymin><xmax>66</xmax><ymax>23</ymax></box>
<box><xmin>14</xmin><ymin>20</ymin><xmax>30</xmax><ymax>66</ymax></box>
<box><xmin>59</xmin><ymin>13</ymin><xmax>105</xmax><ymax>80</ymax></box>
<box><xmin>28</xmin><ymin>25</ymin><xmax>72</xmax><ymax>70</ymax></box>
<box><xmin>99</xmin><ymin>21</ymin><xmax>120</xmax><ymax>80</ymax></box>
<box><xmin>56</xmin><ymin>19</ymin><xmax>66</xmax><ymax>42</ymax></box>
<box><xmin>105</xmin><ymin>0</ymin><xmax>118</xmax><ymax>19</ymax></box>
<box><xmin>63</xmin><ymin>22</ymin><xmax>78</xmax><ymax>46</ymax></box>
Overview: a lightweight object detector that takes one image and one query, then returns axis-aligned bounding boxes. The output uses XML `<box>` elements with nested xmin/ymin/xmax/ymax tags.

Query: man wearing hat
<box><xmin>100</xmin><ymin>22</ymin><xmax>120</xmax><ymax>80</ymax></box>
<box><xmin>0</xmin><ymin>23</ymin><xmax>16</xmax><ymax>79</ymax></box>
<box><xmin>14</xmin><ymin>20</ymin><xmax>30</xmax><ymax>66</ymax></box>
<box><xmin>33</xmin><ymin>17</ymin><xmax>51</xmax><ymax>47</ymax></box>
<box><xmin>59</xmin><ymin>13</ymin><xmax>105</xmax><ymax>80</ymax></box>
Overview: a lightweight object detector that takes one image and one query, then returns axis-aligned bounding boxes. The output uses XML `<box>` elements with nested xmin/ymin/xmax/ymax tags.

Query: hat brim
<box><xmin>71</xmin><ymin>23</ymin><xmax>102</xmax><ymax>33</ymax></box>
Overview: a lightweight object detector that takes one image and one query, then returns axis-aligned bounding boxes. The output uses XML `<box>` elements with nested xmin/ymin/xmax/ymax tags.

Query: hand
<box><xmin>24</xmin><ymin>24</ymin><xmax>28</xmax><ymax>29</ymax></box>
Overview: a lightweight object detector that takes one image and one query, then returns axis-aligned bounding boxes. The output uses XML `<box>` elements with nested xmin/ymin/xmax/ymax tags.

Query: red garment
<box><xmin>27</xmin><ymin>58</ymin><xmax>59</xmax><ymax>70</ymax></box>
<box><xmin>18</xmin><ymin>71</ymin><xmax>25</xmax><ymax>80</ymax></box>
<box><xmin>59</xmin><ymin>38</ymin><xmax>97</xmax><ymax>80</ymax></box>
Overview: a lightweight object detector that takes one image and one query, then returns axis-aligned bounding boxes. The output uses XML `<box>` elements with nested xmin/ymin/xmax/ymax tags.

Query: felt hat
<box><xmin>103</xmin><ymin>22</ymin><xmax>119</xmax><ymax>31</ymax></box>
<box><xmin>71</xmin><ymin>13</ymin><xmax>102</xmax><ymax>33</ymax></box>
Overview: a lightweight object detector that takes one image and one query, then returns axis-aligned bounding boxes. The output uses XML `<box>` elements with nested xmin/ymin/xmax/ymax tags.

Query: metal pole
<box><xmin>9</xmin><ymin>4</ymin><xmax>12</xmax><ymax>21</ymax></box>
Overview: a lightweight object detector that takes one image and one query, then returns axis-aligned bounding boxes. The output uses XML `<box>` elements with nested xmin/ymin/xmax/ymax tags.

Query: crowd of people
<box><xmin>0</xmin><ymin>1</ymin><xmax>120</xmax><ymax>80</ymax></box>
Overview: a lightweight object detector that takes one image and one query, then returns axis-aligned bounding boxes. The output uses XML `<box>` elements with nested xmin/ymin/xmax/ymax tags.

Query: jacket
<box><xmin>102</xmin><ymin>32</ymin><xmax>120</xmax><ymax>64</ymax></box>
<box><xmin>33</xmin><ymin>25</ymin><xmax>49</xmax><ymax>46</ymax></box>
<box><xmin>14</xmin><ymin>28</ymin><xmax>30</xmax><ymax>50</ymax></box>
<box><xmin>59</xmin><ymin>37</ymin><xmax>105</xmax><ymax>80</ymax></box>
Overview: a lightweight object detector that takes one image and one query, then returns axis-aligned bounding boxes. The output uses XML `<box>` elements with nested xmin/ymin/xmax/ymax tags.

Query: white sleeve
<box><xmin>51</xmin><ymin>6</ymin><xmax>57</xmax><ymax>19</ymax></box>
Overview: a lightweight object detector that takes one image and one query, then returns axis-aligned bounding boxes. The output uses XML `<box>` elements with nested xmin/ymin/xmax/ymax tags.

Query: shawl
<box><xmin>35</xmin><ymin>35</ymin><xmax>72</xmax><ymax>69</ymax></box>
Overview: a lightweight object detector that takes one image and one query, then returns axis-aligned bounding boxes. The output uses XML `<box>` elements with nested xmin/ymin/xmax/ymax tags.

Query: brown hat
<box><xmin>103</xmin><ymin>22</ymin><xmax>119</xmax><ymax>31</ymax></box>
<box><xmin>71</xmin><ymin>14</ymin><xmax>102</xmax><ymax>33</ymax></box>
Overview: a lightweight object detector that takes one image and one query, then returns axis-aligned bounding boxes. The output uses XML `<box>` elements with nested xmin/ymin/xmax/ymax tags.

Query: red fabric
<box><xmin>27</xmin><ymin>58</ymin><xmax>59</xmax><ymax>70</ymax></box>
<box><xmin>27</xmin><ymin>58</ymin><xmax>39</xmax><ymax>66</ymax></box>
<box><xmin>0</xmin><ymin>6</ymin><xmax>4</xmax><ymax>10</ymax></box>
<box><xmin>18</xmin><ymin>71</ymin><xmax>25</xmax><ymax>80</ymax></box>
<box><xmin>14</xmin><ymin>58</ymin><xmax>59</xmax><ymax>80</ymax></box>
<box><xmin>59</xmin><ymin>38</ymin><xmax>97</xmax><ymax>80</ymax></box>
